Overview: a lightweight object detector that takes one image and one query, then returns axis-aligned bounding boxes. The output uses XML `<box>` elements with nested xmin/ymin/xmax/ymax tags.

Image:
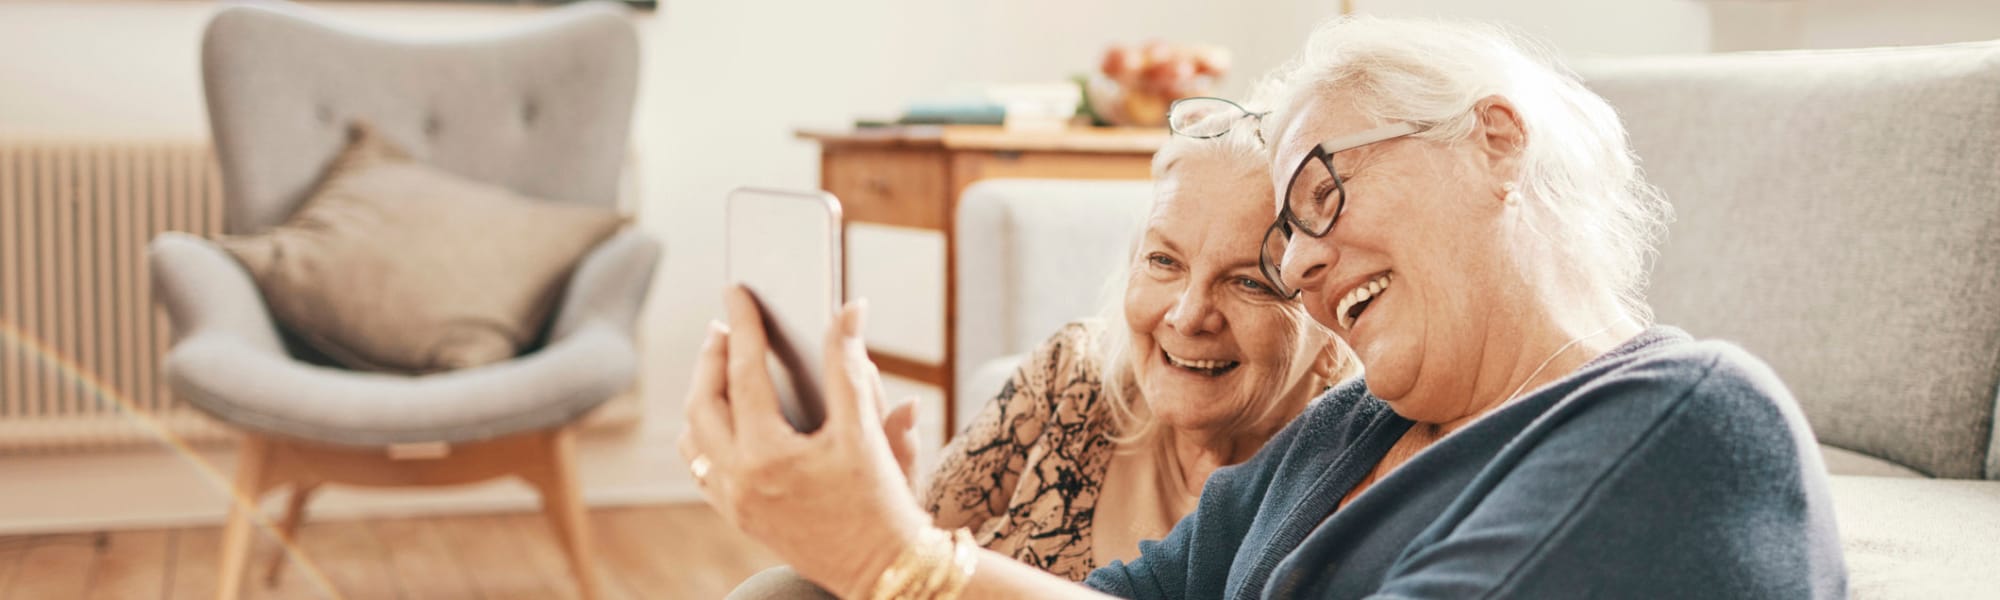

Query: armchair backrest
<box><xmin>200</xmin><ymin>0</ymin><xmax>639</xmax><ymax>234</ymax></box>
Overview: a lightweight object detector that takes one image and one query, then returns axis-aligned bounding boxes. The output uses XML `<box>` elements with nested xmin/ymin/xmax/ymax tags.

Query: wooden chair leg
<box><xmin>264</xmin><ymin>481</ymin><xmax>319</xmax><ymax>586</ymax></box>
<box><xmin>216</xmin><ymin>435</ymin><xmax>272</xmax><ymax>600</ymax></box>
<box><xmin>525</xmin><ymin>428</ymin><xmax>600</xmax><ymax>600</ymax></box>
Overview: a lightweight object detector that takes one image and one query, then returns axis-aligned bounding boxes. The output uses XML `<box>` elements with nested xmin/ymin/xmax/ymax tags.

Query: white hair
<box><xmin>1256</xmin><ymin>16</ymin><xmax>1670</xmax><ymax>321</ymax></box>
<box><xmin>1097</xmin><ymin>125</ymin><xmax>1348</xmax><ymax>455</ymax></box>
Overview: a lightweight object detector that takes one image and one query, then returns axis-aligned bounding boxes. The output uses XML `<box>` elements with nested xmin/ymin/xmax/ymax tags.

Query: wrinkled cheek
<box><xmin>1125</xmin><ymin>278</ymin><xmax>1164</xmax><ymax>332</ymax></box>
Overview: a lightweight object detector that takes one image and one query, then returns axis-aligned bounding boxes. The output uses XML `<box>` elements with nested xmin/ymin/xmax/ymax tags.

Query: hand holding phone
<box><xmin>725</xmin><ymin>187</ymin><xmax>842</xmax><ymax>433</ymax></box>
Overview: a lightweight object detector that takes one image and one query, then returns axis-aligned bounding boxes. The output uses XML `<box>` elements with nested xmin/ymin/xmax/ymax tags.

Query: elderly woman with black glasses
<box><xmin>683</xmin><ymin>16</ymin><xmax>1846</xmax><ymax>600</ymax></box>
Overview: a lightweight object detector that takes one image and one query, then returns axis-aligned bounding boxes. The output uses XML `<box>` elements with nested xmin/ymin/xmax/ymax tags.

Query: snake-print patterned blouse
<box><xmin>922</xmin><ymin>321</ymin><xmax>1117</xmax><ymax>581</ymax></box>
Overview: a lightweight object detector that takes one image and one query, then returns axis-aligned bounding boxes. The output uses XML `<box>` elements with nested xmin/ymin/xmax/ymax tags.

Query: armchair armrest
<box><xmin>148</xmin><ymin>231</ymin><xmax>286</xmax><ymax>355</ymax></box>
<box><xmin>549</xmin><ymin>228</ymin><xmax>662</xmax><ymax>342</ymax></box>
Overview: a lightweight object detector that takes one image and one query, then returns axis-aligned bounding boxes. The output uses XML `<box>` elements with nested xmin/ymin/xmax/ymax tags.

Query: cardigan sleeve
<box><xmin>922</xmin><ymin>321</ymin><xmax>1102</xmax><ymax>530</ymax></box>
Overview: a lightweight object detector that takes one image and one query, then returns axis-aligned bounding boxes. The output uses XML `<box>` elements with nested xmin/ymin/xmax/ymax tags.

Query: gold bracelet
<box><xmin>936</xmin><ymin>528</ymin><xmax>979</xmax><ymax>599</ymax></box>
<box><xmin>869</xmin><ymin>528</ymin><xmax>948</xmax><ymax>600</ymax></box>
<box><xmin>868</xmin><ymin>528</ymin><xmax>978</xmax><ymax>600</ymax></box>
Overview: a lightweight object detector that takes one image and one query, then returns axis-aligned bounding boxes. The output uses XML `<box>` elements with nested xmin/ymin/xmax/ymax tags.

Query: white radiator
<box><xmin>0</xmin><ymin>140</ymin><xmax>233</xmax><ymax>452</ymax></box>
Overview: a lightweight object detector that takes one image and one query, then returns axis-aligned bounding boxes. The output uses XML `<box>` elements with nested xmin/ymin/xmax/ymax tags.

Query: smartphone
<box><xmin>725</xmin><ymin>187</ymin><xmax>843</xmax><ymax>433</ymax></box>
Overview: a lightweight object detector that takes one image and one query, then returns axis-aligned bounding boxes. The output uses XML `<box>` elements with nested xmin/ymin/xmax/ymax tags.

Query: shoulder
<box><xmin>1023</xmin><ymin>319</ymin><xmax>1105</xmax><ymax>378</ymax></box>
<box><xmin>1001</xmin><ymin>319</ymin><xmax>1112</xmax><ymax>423</ymax></box>
<box><xmin>1579</xmin><ymin>334</ymin><xmax>1797</xmax><ymax>426</ymax></box>
<box><xmin>1543</xmin><ymin>332</ymin><xmax>1817</xmax><ymax>479</ymax></box>
<box><xmin>1467</xmin><ymin>334</ymin><xmax>1842</xmax><ymax>597</ymax></box>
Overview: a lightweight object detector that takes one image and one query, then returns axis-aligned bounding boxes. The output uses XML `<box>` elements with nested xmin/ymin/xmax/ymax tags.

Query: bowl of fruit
<box><xmin>1083</xmin><ymin>40</ymin><xmax>1232</xmax><ymax>127</ymax></box>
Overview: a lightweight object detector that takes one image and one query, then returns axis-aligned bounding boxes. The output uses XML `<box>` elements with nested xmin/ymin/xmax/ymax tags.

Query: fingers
<box><xmin>821</xmin><ymin>298</ymin><xmax>879</xmax><ymax>429</ymax></box>
<box><xmin>688</xmin><ymin>322</ymin><xmax>744</xmax><ymax>442</ymax></box>
<box><xmin>869</xmin><ymin>358</ymin><xmax>889</xmax><ymax>424</ymax></box>
<box><xmin>678</xmin><ymin>430</ymin><xmax>735</xmax><ymax>526</ymax></box>
<box><xmin>684</xmin><ymin>356</ymin><xmax>737</xmax><ymax>470</ymax></box>
<box><xmin>884</xmin><ymin>397</ymin><xmax>918</xmax><ymax>436</ymax></box>
<box><xmin>722</xmin><ymin>285</ymin><xmax>788</xmax><ymax>435</ymax></box>
<box><xmin>687</xmin><ymin>320</ymin><xmax>731</xmax><ymax>410</ymax></box>
<box><xmin>681</xmin><ymin>323</ymin><xmax>740</xmax><ymax>516</ymax></box>
<box><xmin>884</xmin><ymin>398</ymin><xmax>920</xmax><ymax>482</ymax></box>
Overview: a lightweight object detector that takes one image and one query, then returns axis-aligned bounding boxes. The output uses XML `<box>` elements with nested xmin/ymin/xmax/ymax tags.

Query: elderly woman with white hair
<box><xmin>681</xmin><ymin>16</ymin><xmax>1846</xmax><ymax>600</ymax></box>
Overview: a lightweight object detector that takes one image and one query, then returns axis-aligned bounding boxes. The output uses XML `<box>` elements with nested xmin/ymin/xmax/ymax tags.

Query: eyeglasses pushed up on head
<box><xmin>1166</xmin><ymin>96</ymin><xmax>1268</xmax><ymax>141</ymax></box>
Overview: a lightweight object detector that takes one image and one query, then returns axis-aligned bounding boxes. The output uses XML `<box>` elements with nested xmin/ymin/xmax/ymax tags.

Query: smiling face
<box><xmin>1125</xmin><ymin>151</ymin><xmax>1326</xmax><ymax>435</ymax></box>
<box><xmin>1266</xmin><ymin>94</ymin><xmax>1526</xmax><ymax>422</ymax></box>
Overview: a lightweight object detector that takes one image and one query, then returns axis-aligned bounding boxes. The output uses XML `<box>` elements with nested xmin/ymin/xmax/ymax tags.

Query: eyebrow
<box><xmin>1146</xmin><ymin>227</ymin><xmax>1266</xmax><ymax>273</ymax></box>
<box><xmin>1144</xmin><ymin>228</ymin><xmax>1184</xmax><ymax>256</ymax></box>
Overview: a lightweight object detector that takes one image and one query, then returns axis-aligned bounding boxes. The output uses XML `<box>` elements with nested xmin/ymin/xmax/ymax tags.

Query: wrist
<box><xmin>843</xmin><ymin>518</ymin><xmax>928</xmax><ymax>599</ymax></box>
<box><xmin>849</xmin><ymin>522</ymin><xmax>978</xmax><ymax>600</ymax></box>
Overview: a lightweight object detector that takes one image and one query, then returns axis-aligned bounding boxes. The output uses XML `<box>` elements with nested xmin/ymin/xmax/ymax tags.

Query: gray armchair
<box><xmin>150</xmin><ymin>3</ymin><xmax>652</xmax><ymax>599</ymax></box>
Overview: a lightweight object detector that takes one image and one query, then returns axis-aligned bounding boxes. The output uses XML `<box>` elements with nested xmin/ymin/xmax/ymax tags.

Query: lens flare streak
<box><xmin>0</xmin><ymin>318</ymin><xmax>344</xmax><ymax>598</ymax></box>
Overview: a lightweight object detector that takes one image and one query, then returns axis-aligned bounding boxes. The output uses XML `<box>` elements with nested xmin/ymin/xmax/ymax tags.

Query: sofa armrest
<box><xmin>147</xmin><ymin>232</ymin><xmax>287</xmax><ymax>355</ymax></box>
<box><xmin>549</xmin><ymin>228</ymin><xmax>662</xmax><ymax>342</ymax></box>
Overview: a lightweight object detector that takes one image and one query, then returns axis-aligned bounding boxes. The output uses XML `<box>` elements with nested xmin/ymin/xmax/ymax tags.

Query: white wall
<box><xmin>1707</xmin><ymin>0</ymin><xmax>2000</xmax><ymax>51</ymax></box>
<box><xmin>1291</xmin><ymin>0</ymin><xmax>1713</xmax><ymax>57</ymax></box>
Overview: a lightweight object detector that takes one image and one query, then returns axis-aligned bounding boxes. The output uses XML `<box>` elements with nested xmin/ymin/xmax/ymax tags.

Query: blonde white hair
<box><xmin>1096</xmin><ymin>124</ymin><xmax>1345</xmax><ymax>454</ymax></box>
<box><xmin>1257</xmin><ymin>16</ymin><xmax>1670</xmax><ymax>321</ymax></box>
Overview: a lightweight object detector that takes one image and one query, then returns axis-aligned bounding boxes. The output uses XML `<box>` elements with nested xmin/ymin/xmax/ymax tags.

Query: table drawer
<box><xmin>822</xmin><ymin>149</ymin><xmax>948</xmax><ymax>230</ymax></box>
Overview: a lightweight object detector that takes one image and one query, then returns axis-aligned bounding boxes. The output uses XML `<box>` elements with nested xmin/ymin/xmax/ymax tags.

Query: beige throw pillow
<box><xmin>218</xmin><ymin>122</ymin><xmax>627</xmax><ymax>374</ymax></box>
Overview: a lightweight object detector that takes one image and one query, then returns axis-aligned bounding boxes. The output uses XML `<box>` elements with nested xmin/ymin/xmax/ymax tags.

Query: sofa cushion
<box><xmin>1823</xmin><ymin>444</ymin><xmax>1926</xmax><ymax>479</ymax></box>
<box><xmin>1582</xmin><ymin>42</ymin><xmax>2000</xmax><ymax>479</ymax></box>
<box><xmin>1830</xmin><ymin>476</ymin><xmax>2000</xmax><ymax>598</ymax></box>
<box><xmin>218</xmin><ymin>122</ymin><xmax>625</xmax><ymax>374</ymax></box>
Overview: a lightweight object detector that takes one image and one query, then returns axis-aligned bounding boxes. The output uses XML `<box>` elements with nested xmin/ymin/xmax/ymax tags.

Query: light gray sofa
<box><xmin>953</xmin><ymin>40</ymin><xmax>2000</xmax><ymax>598</ymax></box>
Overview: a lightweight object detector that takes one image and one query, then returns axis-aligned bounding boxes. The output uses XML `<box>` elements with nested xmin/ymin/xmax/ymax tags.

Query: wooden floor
<box><xmin>0</xmin><ymin>503</ymin><xmax>780</xmax><ymax>599</ymax></box>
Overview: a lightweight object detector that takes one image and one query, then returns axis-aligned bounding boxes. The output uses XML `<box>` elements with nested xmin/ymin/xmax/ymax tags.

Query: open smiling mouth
<box><xmin>1162</xmin><ymin>350</ymin><xmax>1240</xmax><ymax>377</ymax></box>
<box><xmin>1336</xmin><ymin>271</ymin><xmax>1393</xmax><ymax>331</ymax></box>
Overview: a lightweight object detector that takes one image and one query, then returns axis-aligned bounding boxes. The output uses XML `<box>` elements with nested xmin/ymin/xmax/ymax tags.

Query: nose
<box><xmin>1164</xmin><ymin>283</ymin><xmax>1224</xmax><ymax>336</ymax></box>
<box><xmin>1281</xmin><ymin>233</ymin><xmax>1339</xmax><ymax>297</ymax></box>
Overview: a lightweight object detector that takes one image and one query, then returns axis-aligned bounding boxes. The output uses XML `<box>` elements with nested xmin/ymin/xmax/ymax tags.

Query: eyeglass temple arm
<box><xmin>1316</xmin><ymin>121</ymin><xmax>1424</xmax><ymax>154</ymax></box>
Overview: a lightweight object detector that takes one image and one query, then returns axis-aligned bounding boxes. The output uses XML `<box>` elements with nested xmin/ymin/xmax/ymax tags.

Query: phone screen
<box><xmin>725</xmin><ymin>188</ymin><xmax>842</xmax><ymax>433</ymax></box>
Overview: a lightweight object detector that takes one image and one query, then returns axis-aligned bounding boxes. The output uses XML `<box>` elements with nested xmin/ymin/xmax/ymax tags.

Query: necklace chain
<box><xmin>1503</xmin><ymin>321</ymin><xmax>1622</xmax><ymax>406</ymax></box>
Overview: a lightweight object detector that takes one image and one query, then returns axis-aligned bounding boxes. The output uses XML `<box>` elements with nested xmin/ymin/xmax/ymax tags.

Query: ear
<box><xmin>1471</xmin><ymin>95</ymin><xmax>1528</xmax><ymax>180</ymax></box>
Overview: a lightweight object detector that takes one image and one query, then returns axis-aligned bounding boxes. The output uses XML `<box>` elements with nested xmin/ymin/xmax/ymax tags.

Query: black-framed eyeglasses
<box><xmin>1167</xmin><ymin>96</ymin><xmax>1269</xmax><ymax>141</ymax></box>
<box><xmin>1260</xmin><ymin>121</ymin><xmax>1427</xmax><ymax>299</ymax></box>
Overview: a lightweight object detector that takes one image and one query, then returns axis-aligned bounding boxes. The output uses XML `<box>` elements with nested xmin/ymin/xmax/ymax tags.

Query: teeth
<box><xmin>1164</xmin><ymin>352</ymin><xmax>1234</xmax><ymax>371</ymax></box>
<box><xmin>1336</xmin><ymin>272</ymin><xmax>1394</xmax><ymax>331</ymax></box>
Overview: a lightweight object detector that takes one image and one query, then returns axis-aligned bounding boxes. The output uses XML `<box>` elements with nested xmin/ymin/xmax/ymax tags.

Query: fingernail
<box><xmin>701</xmin><ymin>320</ymin><xmax>727</xmax><ymax>347</ymax></box>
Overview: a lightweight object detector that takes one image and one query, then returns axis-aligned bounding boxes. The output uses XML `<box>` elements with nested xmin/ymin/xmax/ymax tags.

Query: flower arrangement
<box><xmin>1083</xmin><ymin>41</ymin><xmax>1232</xmax><ymax>127</ymax></box>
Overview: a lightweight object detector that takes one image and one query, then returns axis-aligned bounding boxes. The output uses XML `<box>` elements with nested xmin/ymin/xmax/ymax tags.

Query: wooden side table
<box><xmin>797</xmin><ymin>125</ymin><xmax>1164</xmax><ymax>436</ymax></box>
